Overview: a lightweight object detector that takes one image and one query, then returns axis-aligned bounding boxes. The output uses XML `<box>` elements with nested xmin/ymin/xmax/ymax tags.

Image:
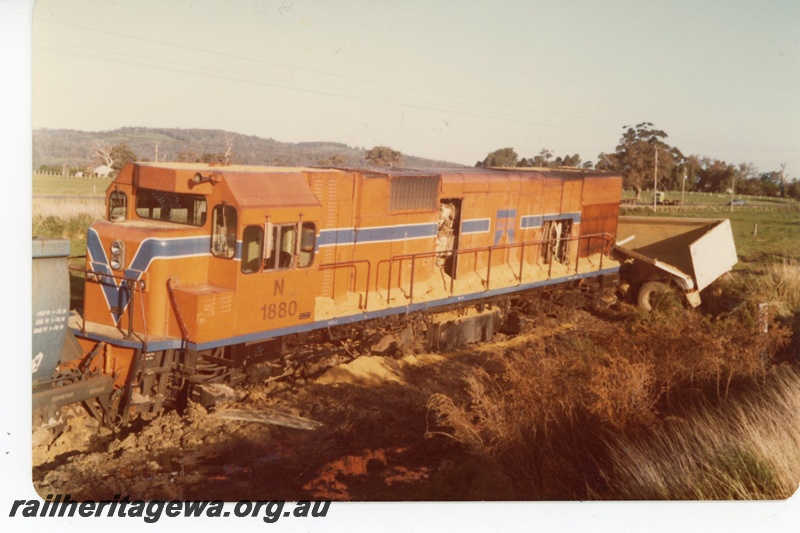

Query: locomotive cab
<box><xmin>86</xmin><ymin>162</ymin><xmax>323</xmax><ymax>338</ymax></box>
<box><xmin>75</xmin><ymin>163</ymin><xmax>324</xmax><ymax>420</ymax></box>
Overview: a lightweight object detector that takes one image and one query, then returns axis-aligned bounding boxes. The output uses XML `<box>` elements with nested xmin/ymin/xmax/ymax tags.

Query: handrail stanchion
<box><xmin>137</xmin><ymin>281</ymin><xmax>148</xmax><ymax>354</ymax></box>
<box><xmin>387</xmin><ymin>259</ymin><xmax>393</xmax><ymax>304</ymax></box>
<box><xmin>126</xmin><ymin>281</ymin><xmax>135</xmax><ymax>339</ymax></box>
<box><xmin>450</xmin><ymin>250</ymin><xmax>456</xmax><ymax>294</ymax></box>
<box><xmin>486</xmin><ymin>247</ymin><xmax>493</xmax><ymax>290</ymax></box>
<box><xmin>409</xmin><ymin>255</ymin><xmax>416</xmax><ymax>304</ymax></box>
<box><xmin>600</xmin><ymin>235</ymin><xmax>605</xmax><ymax>271</ymax></box>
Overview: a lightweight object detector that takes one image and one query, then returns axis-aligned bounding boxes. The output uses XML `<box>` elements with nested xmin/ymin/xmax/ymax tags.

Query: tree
<box><xmin>596</xmin><ymin>151</ymin><xmax>618</xmax><ymax>172</ymax></box>
<box><xmin>365</xmin><ymin>146</ymin><xmax>403</xmax><ymax>167</ymax></box>
<box><xmin>93</xmin><ymin>142</ymin><xmax>138</xmax><ymax>172</ymax></box>
<box><xmin>318</xmin><ymin>154</ymin><xmax>347</xmax><ymax>166</ymax></box>
<box><xmin>532</xmin><ymin>148</ymin><xmax>553</xmax><ymax>167</ymax></box>
<box><xmin>201</xmin><ymin>152</ymin><xmax>225</xmax><ymax>164</ymax></box>
<box><xmin>110</xmin><ymin>143</ymin><xmax>137</xmax><ymax>171</ymax></box>
<box><xmin>485</xmin><ymin>148</ymin><xmax>591</xmax><ymax>169</ymax></box>
<box><xmin>777</xmin><ymin>162</ymin><xmax>788</xmax><ymax>197</ymax></box>
<box><xmin>176</xmin><ymin>150</ymin><xmax>201</xmax><ymax>163</ymax></box>
<box><xmin>93</xmin><ymin>143</ymin><xmax>115</xmax><ymax>168</ymax></box>
<box><xmin>600</xmin><ymin>123</ymin><xmax>682</xmax><ymax>200</ymax></box>
<box><xmin>695</xmin><ymin>158</ymin><xmax>736</xmax><ymax>193</ymax></box>
<box><xmin>480</xmin><ymin>147</ymin><xmax>518</xmax><ymax>168</ymax></box>
<box><xmin>756</xmin><ymin>171</ymin><xmax>782</xmax><ymax>197</ymax></box>
<box><xmin>786</xmin><ymin>178</ymin><xmax>800</xmax><ymax>200</ymax></box>
<box><xmin>222</xmin><ymin>134</ymin><xmax>236</xmax><ymax>165</ymax></box>
<box><xmin>682</xmin><ymin>155</ymin><xmax>703</xmax><ymax>192</ymax></box>
<box><xmin>560</xmin><ymin>153</ymin><xmax>583</xmax><ymax>167</ymax></box>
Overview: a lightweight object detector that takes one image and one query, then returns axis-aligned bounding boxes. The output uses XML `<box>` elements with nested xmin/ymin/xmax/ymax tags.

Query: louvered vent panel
<box><xmin>389</xmin><ymin>176</ymin><xmax>439</xmax><ymax>211</ymax></box>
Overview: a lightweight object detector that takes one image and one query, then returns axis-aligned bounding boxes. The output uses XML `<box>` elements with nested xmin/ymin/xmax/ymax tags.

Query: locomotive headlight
<box><xmin>110</xmin><ymin>240</ymin><xmax>125</xmax><ymax>271</ymax></box>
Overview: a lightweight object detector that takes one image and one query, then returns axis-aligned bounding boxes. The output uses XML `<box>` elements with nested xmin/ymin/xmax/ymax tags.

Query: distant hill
<box><xmin>32</xmin><ymin>127</ymin><xmax>461</xmax><ymax>171</ymax></box>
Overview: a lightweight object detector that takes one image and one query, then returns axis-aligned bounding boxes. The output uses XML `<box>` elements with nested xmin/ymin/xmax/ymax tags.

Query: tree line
<box><xmin>38</xmin><ymin>124</ymin><xmax>797</xmax><ymax>201</ymax></box>
<box><xmin>36</xmin><ymin>132</ymin><xmax>414</xmax><ymax>176</ymax></box>
<box><xmin>479</xmin><ymin>122</ymin><xmax>799</xmax><ymax>200</ymax></box>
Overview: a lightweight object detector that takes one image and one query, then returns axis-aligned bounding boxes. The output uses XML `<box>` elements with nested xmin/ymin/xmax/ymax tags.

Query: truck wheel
<box><xmin>637</xmin><ymin>281</ymin><xmax>672</xmax><ymax>311</ymax></box>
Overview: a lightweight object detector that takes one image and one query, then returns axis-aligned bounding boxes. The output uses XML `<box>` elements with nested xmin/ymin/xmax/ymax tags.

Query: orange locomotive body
<box><xmin>70</xmin><ymin>162</ymin><xmax>622</xmax><ymax>423</ymax></box>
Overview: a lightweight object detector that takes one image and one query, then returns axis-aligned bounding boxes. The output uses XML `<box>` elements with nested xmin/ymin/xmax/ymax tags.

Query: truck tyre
<box><xmin>637</xmin><ymin>281</ymin><xmax>671</xmax><ymax>311</ymax></box>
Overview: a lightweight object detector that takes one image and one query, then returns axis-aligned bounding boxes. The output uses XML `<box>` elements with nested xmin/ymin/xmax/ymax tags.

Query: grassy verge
<box><xmin>33</xmin><ymin>173</ymin><xmax>110</xmax><ymax>197</ymax></box>
<box><xmin>32</xmin><ymin>197</ymin><xmax>103</xmax><ymax>247</ymax></box>
<box><xmin>601</xmin><ymin>366</ymin><xmax>800</xmax><ymax>499</ymax></box>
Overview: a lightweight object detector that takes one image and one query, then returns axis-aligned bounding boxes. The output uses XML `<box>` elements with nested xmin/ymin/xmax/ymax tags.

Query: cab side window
<box><xmin>265</xmin><ymin>224</ymin><xmax>296</xmax><ymax>270</ymax></box>
<box><xmin>108</xmin><ymin>190</ymin><xmax>127</xmax><ymax>221</ymax></box>
<box><xmin>251</xmin><ymin>221</ymin><xmax>316</xmax><ymax>271</ymax></box>
<box><xmin>298</xmin><ymin>222</ymin><xmax>316</xmax><ymax>268</ymax></box>
<box><xmin>241</xmin><ymin>225</ymin><xmax>263</xmax><ymax>273</ymax></box>
<box><xmin>211</xmin><ymin>204</ymin><xmax>237</xmax><ymax>259</ymax></box>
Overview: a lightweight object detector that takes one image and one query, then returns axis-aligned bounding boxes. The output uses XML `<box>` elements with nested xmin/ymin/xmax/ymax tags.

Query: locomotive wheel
<box><xmin>637</xmin><ymin>281</ymin><xmax>672</xmax><ymax>311</ymax></box>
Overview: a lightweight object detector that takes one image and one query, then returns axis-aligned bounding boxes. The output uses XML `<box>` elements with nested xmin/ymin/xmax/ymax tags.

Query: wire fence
<box><xmin>621</xmin><ymin>204</ymin><xmax>800</xmax><ymax>214</ymax></box>
<box><xmin>35</xmin><ymin>171</ymin><xmax>113</xmax><ymax>179</ymax></box>
<box><xmin>622</xmin><ymin>189</ymin><xmax>798</xmax><ymax>205</ymax></box>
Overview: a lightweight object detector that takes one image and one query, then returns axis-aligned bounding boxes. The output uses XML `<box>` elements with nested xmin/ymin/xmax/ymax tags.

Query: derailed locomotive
<box><xmin>35</xmin><ymin>163</ymin><xmax>625</xmax><ymax>430</ymax></box>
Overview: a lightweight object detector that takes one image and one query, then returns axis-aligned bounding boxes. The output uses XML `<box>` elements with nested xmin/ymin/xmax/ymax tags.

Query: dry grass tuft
<box><xmin>32</xmin><ymin>198</ymin><xmax>103</xmax><ymax>239</ymax></box>
<box><xmin>745</xmin><ymin>260</ymin><xmax>800</xmax><ymax>317</ymax></box>
<box><xmin>601</xmin><ymin>367</ymin><xmax>800</xmax><ymax>499</ymax></box>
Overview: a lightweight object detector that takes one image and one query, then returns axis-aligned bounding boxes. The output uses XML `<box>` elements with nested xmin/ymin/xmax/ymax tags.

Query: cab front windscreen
<box><xmin>135</xmin><ymin>188</ymin><xmax>207</xmax><ymax>226</ymax></box>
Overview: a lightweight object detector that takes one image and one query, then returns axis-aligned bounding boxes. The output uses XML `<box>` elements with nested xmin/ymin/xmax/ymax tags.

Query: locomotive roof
<box><xmin>133</xmin><ymin>162</ymin><xmax>615</xmax><ymax>180</ymax></box>
<box><xmin>339</xmin><ymin>165</ymin><xmax>616</xmax><ymax>180</ymax></box>
<box><xmin>127</xmin><ymin>162</ymin><xmax>325</xmax><ymax>208</ymax></box>
<box><xmin>135</xmin><ymin>162</ymin><xmax>326</xmax><ymax>173</ymax></box>
<box><xmin>224</xmin><ymin>171</ymin><xmax>322</xmax><ymax>208</ymax></box>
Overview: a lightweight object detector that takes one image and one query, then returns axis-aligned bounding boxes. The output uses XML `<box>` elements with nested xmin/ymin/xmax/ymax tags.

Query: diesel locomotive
<box><xmin>34</xmin><ymin>163</ymin><xmax>625</xmax><ymax>431</ymax></box>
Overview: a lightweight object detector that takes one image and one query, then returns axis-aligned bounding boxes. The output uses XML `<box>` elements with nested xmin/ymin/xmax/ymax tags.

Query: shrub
<box><xmin>426</xmin><ymin>306</ymin><xmax>790</xmax><ymax>499</ymax></box>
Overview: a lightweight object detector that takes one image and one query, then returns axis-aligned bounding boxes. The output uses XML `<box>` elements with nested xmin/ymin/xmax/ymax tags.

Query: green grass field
<box><xmin>33</xmin><ymin>173</ymin><xmax>110</xmax><ymax>197</ymax></box>
<box><xmin>620</xmin><ymin>206</ymin><xmax>800</xmax><ymax>266</ymax></box>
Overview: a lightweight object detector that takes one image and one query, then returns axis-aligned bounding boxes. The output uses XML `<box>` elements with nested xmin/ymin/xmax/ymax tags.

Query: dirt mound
<box><xmin>315</xmin><ymin>352</ymin><xmax>450</xmax><ymax>387</ymax></box>
<box><xmin>316</xmin><ymin>356</ymin><xmax>405</xmax><ymax>386</ymax></box>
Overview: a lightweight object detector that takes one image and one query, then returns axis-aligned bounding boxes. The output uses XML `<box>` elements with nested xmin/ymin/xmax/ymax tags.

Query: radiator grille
<box><xmin>389</xmin><ymin>176</ymin><xmax>439</xmax><ymax>211</ymax></box>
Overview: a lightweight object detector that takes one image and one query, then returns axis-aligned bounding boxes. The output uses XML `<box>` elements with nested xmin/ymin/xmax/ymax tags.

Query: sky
<box><xmin>26</xmin><ymin>0</ymin><xmax>800</xmax><ymax>174</ymax></box>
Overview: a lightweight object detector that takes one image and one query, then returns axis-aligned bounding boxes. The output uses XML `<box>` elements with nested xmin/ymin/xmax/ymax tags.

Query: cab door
<box><xmin>235</xmin><ymin>220</ymin><xmax>319</xmax><ymax>337</ymax></box>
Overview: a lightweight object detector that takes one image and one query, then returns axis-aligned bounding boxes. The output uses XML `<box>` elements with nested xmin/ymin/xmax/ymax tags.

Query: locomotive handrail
<box><xmin>318</xmin><ymin>259</ymin><xmax>372</xmax><ymax>310</ymax></box>
<box><xmin>68</xmin><ymin>265</ymin><xmax>149</xmax><ymax>349</ymax></box>
<box><xmin>376</xmin><ymin>232</ymin><xmax>616</xmax><ymax>305</ymax></box>
<box><xmin>167</xmin><ymin>278</ymin><xmax>189</xmax><ymax>349</ymax></box>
